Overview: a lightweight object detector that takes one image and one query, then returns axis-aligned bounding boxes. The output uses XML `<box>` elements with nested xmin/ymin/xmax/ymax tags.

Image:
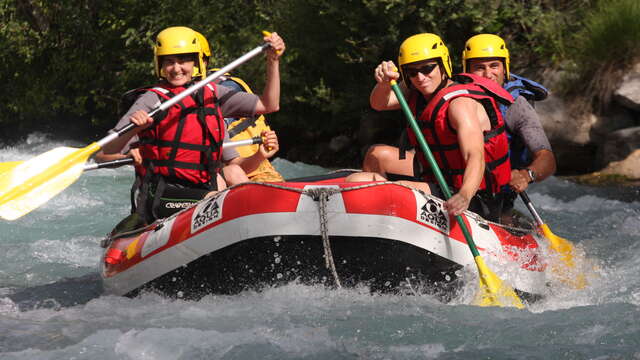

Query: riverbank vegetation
<box><xmin>0</xmin><ymin>0</ymin><xmax>635</xmax><ymax>165</ymax></box>
<box><xmin>560</xmin><ymin>0</ymin><xmax>640</xmax><ymax>112</ymax></box>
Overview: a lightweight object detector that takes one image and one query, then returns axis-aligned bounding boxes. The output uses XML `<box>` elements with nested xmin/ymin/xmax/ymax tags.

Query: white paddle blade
<box><xmin>0</xmin><ymin>147</ymin><xmax>88</xmax><ymax>220</ymax></box>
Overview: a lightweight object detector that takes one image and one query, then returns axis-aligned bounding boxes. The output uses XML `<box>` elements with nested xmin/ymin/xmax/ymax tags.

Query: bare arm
<box><xmin>445</xmin><ymin>97</ymin><xmax>486</xmax><ymax>215</ymax></box>
<box><xmin>227</xmin><ymin>130</ymin><xmax>279</xmax><ymax>174</ymax></box>
<box><xmin>510</xmin><ymin>149</ymin><xmax>556</xmax><ymax>192</ymax></box>
<box><xmin>370</xmin><ymin>61</ymin><xmax>402</xmax><ymax>111</ymax></box>
<box><xmin>94</xmin><ymin>150</ymin><xmax>129</xmax><ymax>163</ymax></box>
<box><xmin>506</xmin><ymin>97</ymin><xmax>557</xmax><ymax>191</ymax></box>
<box><xmin>101</xmin><ymin>92</ymin><xmax>159</xmax><ymax>155</ymax></box>
<box><xmin>101</xmin><ymin>111</ymin><xmax>153</xmax><ymax>155</ymax></box>
<box><xmin>254</xmin><ymin>32</ymin><xmax>285</xmax><ymax>114</ymax></box>
<box><xmin>528</xmin><ymin>149</ymin><xmax>556</xmax><ymax>182</ymax></box>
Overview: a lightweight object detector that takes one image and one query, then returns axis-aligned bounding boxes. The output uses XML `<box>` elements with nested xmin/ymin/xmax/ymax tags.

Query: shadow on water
<box><xmin>6</xmin><ymin>272</ymin><xmax>103</xmax><ymax>311</ymax></box>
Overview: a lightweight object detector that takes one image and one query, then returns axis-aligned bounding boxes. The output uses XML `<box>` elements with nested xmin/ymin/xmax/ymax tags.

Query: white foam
<box><xmin>31</xmin><ymin>236</ymin><xmax>101</xmax><ymax>267</ymax></box>
<box><xmin>530</xmin><ymin>193</ymin><xmax>622</xmax><ymax>213</ymax></box>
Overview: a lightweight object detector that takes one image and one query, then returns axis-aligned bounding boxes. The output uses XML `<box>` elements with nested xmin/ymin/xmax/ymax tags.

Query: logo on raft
<box><xmin>417</xmin><ymin>197</ymin><xmax>449</xmax><ymax>233</ymax></box>
<box><xmin>165</xmin><ymin>201</ymin><xmax>194</xmax><ymax>209</ymax></box>
<box><xmin>191</xmin><ymin>192</ymin><xmax>227</xmax><ymax>233</ymax></box>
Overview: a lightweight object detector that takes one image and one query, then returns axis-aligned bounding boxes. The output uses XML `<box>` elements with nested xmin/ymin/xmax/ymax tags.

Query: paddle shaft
<box><xmin>519</xmin><ymin>191</ymin><xmax>545</xmax><ymax>226</ymax></box>
<box><xmin>0</xmin><ymin>37</ymin><xmax>273</xmax><ymax>221</ymax></box>
<box><xmin>390</xmin><ymin>81</ymin><xmax>480</xmax><ymax>257</ymax></box>
<box><xmin>84</xmin><ymin>137</ymin><xmax>263</xmax><ymax>171</ymax></box>
<box><xmin>98</xmin><ymin>42</ymin><xmax>272</xmax><ymax>147</ymax></box>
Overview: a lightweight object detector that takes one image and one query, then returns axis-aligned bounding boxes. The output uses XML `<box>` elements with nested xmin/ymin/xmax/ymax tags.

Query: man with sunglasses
<box><xmin>348</xmin><ymin>33</ymin><xmax>513</xmax><ymax>221</ymax></box>
<box><xmin>463</xmin><ymin>34</ymin><xmax>556</xmax><ymax>225</ymax></box>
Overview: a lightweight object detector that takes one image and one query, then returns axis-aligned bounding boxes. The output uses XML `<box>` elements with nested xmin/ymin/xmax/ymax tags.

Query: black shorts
<box><xmin>153</xmin><ymin>183</ymin><xmax>210</xmax><ymax>219</ymax></box>
<box><xmin>385</xmin><ymin>152</ymin><xmax>424</xmax><ymax>182</ymax></box>
<box><xmin>140</xmin><ymin>180</ymin><xmax>212</xmax><ymax>222</ymax></box>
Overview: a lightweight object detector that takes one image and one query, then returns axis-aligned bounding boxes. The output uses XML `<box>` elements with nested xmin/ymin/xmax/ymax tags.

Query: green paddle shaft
<box><xmin>389</xmin><ymin>80</ymin><xmax>480</xmax><ymax>257</ymax></box>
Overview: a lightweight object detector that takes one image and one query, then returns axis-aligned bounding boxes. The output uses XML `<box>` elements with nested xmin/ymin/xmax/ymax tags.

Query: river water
<box><xmin>1</xmin><ymin>134</ymin><xmax>639</xmax><ymax>359</ymax></box>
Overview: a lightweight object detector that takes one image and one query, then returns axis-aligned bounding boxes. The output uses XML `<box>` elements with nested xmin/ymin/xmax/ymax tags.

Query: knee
<box><xmin>345</xmin><ymin>171</ymin><xmax>387</xmax><ymax>182</ymax></box>
<box><xmin>365</xmin><ymin>144</ymin><xmax>395</xmax><ymax>162</ymax></box>
<box><xmin>223</xmin><ymin>164</ymin><xmax>249</xmax><ymax>185</ymax></box>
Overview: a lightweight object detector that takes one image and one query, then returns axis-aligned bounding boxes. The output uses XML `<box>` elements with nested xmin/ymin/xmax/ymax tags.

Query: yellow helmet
<box><xmin>195</xmin><ymin>31</ymin><xmax>211</xmax><ymax>66</ymax></box>
<box><xmin>154</xmin><ymin>26</ymin><xmax>206</xmax><ymax>80</ymax></box>
<box><xmin>398</xmin><ymin>33</ymin><xmax>452</xmax><ymax>82</ymax></box>
<box><xmin>462</xmin><ymin>34</ymin><xmax>510</xmax><ymax>79</ymax></box>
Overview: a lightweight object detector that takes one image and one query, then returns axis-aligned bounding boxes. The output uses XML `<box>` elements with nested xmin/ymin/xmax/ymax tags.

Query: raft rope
<box><xmin>220</xmin><ymin>181</ymin><xmax>533</xmax><ymax>233</ymax></box>
<box><xmin>104</xmin><ymin>181</ymin><xmax>534</xmax><ymax>285</ymax></box>
<box><xmin>306</xmin><ymin>187</ymin><xmax>342</xmax><ymax>288</ymax></box>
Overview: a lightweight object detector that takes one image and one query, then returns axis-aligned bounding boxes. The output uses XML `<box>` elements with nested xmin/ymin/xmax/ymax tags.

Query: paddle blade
<box><xmin>541</xmin><ymin>223</ymin><xmax>574</xmax><ymax>261</ymax></box>
<box><xmin>0</xmin><ymin>144</ymin><xmax>100</xmax><ymax>220</ymax></box>
<box><xmin>473</xmin><ymin>256</ymin><xmax>525</xmax><ymax>309</ymax></box>
<box><xmin>0</xmin><ymin>161</ymin><xmax>23</xmax><ymax>175</ymax></box>
<box><xmin>541</xmin><ymin>223</ymin><xmax>587</xmax><ymax>289</ymax></box>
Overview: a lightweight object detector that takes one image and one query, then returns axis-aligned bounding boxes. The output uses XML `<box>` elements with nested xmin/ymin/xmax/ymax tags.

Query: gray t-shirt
<box><xmin>113</xmin><ymin>84</ymin><xmax>259</xmax><ymax>161</ymax></box>
<box><xmin>504</xmin><ymin>96</ymin><xmax>552</xmax><ymax>154</ymax></box>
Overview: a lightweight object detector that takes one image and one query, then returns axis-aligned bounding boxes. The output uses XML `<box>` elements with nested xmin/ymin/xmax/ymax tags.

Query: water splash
<box><xmin>1</xmin><ymin>140</ymin><xmax>640</xmax><ymax>359</ymax></box>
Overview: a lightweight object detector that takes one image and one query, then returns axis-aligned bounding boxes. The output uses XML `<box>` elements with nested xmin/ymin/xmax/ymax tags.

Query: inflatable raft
<box><xmin>101</xmin><ymin>172</ymin><xmax>547</xmax><ymax>302</ymax></box>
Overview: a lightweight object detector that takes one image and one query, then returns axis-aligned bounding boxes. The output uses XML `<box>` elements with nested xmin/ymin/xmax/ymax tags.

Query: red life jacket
<box><xmin>407</xmin><ymin>73</ymin><xmax>512</xmax><ymax>194</ymax></box>
<box><xmin>136</xmin><ymin>82</ymin><xmax>225</xmax><ymax>187</ymax></box>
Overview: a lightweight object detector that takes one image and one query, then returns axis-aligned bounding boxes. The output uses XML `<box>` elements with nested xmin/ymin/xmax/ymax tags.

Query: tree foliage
<box><xmin>560</xmin><ymin>0</ymin><xmax>640</xmax><ymax>112</ymax></box>
<box><xmin>0</xmin><ymin>0</ymin><xmax>596</xmax><ymax>148</ymax></box>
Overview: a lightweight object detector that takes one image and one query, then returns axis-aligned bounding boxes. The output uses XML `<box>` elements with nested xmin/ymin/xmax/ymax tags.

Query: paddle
<box><xmin>2</xmin><ymin>137</ymin><xmax>264</xmax><ymax>173</ymax></box>
<box><xmin>0</xmin><ymin>38</ymin><xmax>273</xmax><ymax>221</ymax></box>
<box><xmin>0</xmin><ymin>161</ymin><xmax>23</xmax><ymax>174</ymax></box>
<box><xmin>389</xmin><ymin>78</ymin><xmax>524</xmax><ymax>308</ymax></box>
<box><xmin>519</xmin><ymin>191</ymin><xmax>586</xmax><ymax>288</ymax></box>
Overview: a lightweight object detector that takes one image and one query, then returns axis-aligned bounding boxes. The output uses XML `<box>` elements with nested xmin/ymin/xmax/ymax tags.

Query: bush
<box><xmin>0</xmin><ymin>0</ymin><xmax>598</xmax><ymax>154</ymax></box>
<box><xmin>561</xmin><ymin>0</ymin><xmax>640</xmax><ymax>112</ymax></box>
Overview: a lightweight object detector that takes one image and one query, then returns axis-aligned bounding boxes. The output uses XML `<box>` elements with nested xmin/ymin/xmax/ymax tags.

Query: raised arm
<box><xmin>254</xmin><ymin>32</ymin><xmax>285</xmax><ymax>114</ymax></box>
<box><xmin>370</xmin><ymin>61</ymin><xmax>403</xmax><ymax>111</ymax></box>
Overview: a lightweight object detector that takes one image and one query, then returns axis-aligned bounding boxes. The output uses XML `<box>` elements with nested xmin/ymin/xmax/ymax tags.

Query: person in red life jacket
<box><xmin>462</xmin><ymin>34</ymin><xmax>556</xmax><ymax>225</ymax></box>
<box><xmin>347</xmin><ymin>33</ymin><xmax>513</xmax><ymax>221</ymax></box>
<box><xmin>101</xmin><ymin>26</ymin><xmax>284</xmax><ymax>223</ymax></box>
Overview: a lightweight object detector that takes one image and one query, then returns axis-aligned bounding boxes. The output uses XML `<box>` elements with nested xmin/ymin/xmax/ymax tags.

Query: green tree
<box><xmin>0</xmin><ymin>0</ymin><xmax>603</xmax><ymax>167</ymax></box>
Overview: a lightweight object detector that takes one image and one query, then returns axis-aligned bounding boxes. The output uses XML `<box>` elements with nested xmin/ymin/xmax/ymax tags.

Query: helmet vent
<box><xmin>432</xmin><ymin>43</ymin><xmax>438</xmax><ymax>50</ymax></box>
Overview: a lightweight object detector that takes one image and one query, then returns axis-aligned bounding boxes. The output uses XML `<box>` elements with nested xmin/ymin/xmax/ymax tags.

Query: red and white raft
<box><xmin>101</xmin><ymin>173</ymin><xmax>548</xmax><ymax>301</ymax></box>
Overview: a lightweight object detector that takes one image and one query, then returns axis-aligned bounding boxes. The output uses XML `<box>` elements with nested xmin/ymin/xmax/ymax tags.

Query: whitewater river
<box><xmin>1</xmin><ymin>135</ymin><xmax>639</xmax><ymax>359</ymax></box>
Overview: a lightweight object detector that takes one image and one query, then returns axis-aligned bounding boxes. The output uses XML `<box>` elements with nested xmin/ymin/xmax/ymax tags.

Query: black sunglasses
<box><xmin>405</xmin><ymin>63</ymin><xmax>438</xmax><ymax>78</ymax></box>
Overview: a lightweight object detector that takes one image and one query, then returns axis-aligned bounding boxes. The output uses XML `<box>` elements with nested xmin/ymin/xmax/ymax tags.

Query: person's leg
<box><xmin>344</xmin><ymin>171</ymin><xmax>388</xmax><ymax>182</ymax></box>
<box><xmin>222</xmin><ymin>164</ymin><xmax>250</xmax><ymax>186</ymax></box>
<box><xmin>206</xmin><ymin>172</ymin><xmax>230</xmax><ymax>198</ymax></box>
<box><xmin>362</xmin><ymin>145</ymin><xmax>415</xmax><ymax>178</ymax></box>
<box><xmin>499</xmin><ymin>193</ymin><xmax>517</xmax><ymax>225</ymax></box>
<box><xmin>468</xmin><ymin>191</ymin><xmax>504</xmax><ymax>223</ymax></box>
<box><xmin>395</xmin><ymin>180</ymin><xmax>432</xmax><ymax>194</ymax></box>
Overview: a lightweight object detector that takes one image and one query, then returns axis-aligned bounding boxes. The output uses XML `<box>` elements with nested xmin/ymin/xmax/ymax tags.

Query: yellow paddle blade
<box><xmin>0</xmin><ymin>161</ymin><xmax>23</xmax><ymax>174</ymax></box>
<box><xmin>473</xmin><ymin>256</ymin><xmax>525</xmax><ymax>309</ymax></box>
<box><xmin>0</xmin><ymin>143</ymin><xmax>101</xmax><ymax>220</ymax></box>
<box><xmin>541</xmin><ymin>223</ymin><xmax>575</xmax><ymax>264</ymax></box>
<box><xmin>541</xmin><ymin>224</ymin><xmax>587</xmax><ymax>289</ymax></box>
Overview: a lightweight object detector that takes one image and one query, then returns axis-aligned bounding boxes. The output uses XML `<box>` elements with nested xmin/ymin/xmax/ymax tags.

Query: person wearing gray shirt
<box><xmin>463</xmin><ymin>34</ymin><xmax>557</xmax><ymax>225</ymax></box>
